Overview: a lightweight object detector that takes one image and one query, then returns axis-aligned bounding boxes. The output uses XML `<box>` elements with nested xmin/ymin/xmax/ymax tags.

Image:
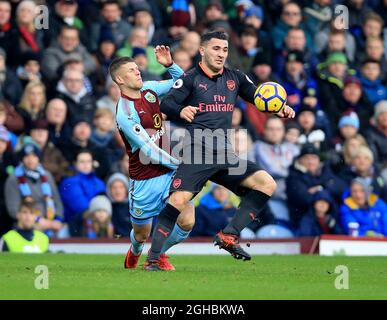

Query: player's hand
<box><xmin>276</xmin><ymin>105</ymin><xmax>296</xmax><ymax>119</ymax></box>
<box><xmin>180</xmin><ymin>106</ymin><xmax>199</xmax><ymax>122</ymax></box>
<box><xmin>154</xmin><ymin>45</ymin><xmax>173</xmax><ymax>67</ymax></box>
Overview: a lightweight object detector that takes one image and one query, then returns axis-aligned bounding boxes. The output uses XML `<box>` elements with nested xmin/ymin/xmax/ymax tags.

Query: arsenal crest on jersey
<box><xmin>226</xmin><ymin>80</ymin><xmax>235</xmax><ymax>91</ymax></box>
<box><xmin>172</xmin><ymin>178</ymin><xmax>182</xmax><ymax>189</ymax></box>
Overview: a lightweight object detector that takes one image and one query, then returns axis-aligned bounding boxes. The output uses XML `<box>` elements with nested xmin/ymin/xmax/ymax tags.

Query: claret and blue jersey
<box><xmin>115</xmin><ymin>63</ymin><xmax>184</xmax><ymax>223</ymax></box>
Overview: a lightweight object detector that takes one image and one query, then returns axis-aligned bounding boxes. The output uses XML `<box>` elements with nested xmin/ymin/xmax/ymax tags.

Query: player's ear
<box><xmin>199</xmin><ymin>45</ymin><xmax>205</xmax><ymax>57</ymax></box>
<box><xmin>115</xmin><ymin>75</ymin><xmax>124</xmax><ymax>85</ymax></box>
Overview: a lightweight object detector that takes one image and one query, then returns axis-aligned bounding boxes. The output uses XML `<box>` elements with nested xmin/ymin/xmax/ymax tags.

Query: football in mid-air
<box><xmin>254</xmin><ymin>82</ymin><xmax>287</xmax><ymax>113</ymax></box>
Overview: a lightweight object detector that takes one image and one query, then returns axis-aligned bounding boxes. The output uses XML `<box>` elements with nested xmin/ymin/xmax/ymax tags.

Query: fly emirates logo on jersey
<box><xmin>198</xmin><ymin>95</ymin><xmax>234</xmax><ymax>112</ymax></box>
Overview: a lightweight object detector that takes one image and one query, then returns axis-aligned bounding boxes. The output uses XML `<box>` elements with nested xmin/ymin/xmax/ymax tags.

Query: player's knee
<box><xmin>169</xmin><ymin>192</ymin><xmax>191</xmax><ymax>212</ymax></box>
<box><xmin>252</xmin><ymin>171</ymin><xmax>277</xmax><ymax>196</ymax></box>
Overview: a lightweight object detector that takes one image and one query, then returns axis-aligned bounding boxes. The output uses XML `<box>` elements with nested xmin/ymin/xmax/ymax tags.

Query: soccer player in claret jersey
<box><xmin>144</xmin><ymin>31</ymin><xmax>295</xmax><ymax>270</ymax></box>
<box><xmin>109</xmin><ymin>46</ymin><xmax>195</xmax><ymax>271</ymax></box>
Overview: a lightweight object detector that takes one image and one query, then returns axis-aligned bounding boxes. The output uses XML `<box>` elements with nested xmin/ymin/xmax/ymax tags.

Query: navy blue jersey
<box><xmin>160</xmin><ymin>62</ymin><xmax>258</xmax><ymax>134</ymax></box>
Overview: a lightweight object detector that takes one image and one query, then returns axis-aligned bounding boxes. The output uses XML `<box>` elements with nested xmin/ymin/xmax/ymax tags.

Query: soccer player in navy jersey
<box><xmin>109</xmin><ymin>46</ymin><xmax>194</xmax><ymax>270</ymax></box>
<box><xmin>145</xmin><ymin>32</ymin><xmax>296</xmax><ymax>270</ymax></box>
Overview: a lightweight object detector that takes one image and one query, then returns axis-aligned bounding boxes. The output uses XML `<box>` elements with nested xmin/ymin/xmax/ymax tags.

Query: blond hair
<box><xmin>19</xmin><ymin>81</ymin><xmax>46</xmax><ymax>114</ymax></box>
<box><xmin>94</xmin><ymin>108</ymin><xmax>114</xmax><ymax>120</ymax></box>
<box><xmin>343</xmin><ymin>134</ymin><xmax>368</xmax><ymax>164</ymax></box>
<box><xmin>352</xmin><ymin>145</ymin><xmax>374</xmax><ymax>162</ymax></box>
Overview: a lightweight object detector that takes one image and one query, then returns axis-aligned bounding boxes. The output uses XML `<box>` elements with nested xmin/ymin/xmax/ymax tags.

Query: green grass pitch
<box><xmin>1</xmin><ymin>253</ymin><xmax>386</xmax><ymax>300</ymax></box>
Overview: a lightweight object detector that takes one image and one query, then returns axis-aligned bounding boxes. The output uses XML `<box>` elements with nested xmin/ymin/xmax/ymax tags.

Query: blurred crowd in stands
<box><xmin>0</xmin><ymin>0</ymin><xmax>387</xmax><ymax>248</ymax></box>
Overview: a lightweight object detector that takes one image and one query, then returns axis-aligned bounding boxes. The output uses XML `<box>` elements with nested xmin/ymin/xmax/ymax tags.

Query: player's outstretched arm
<box><xmin>141</xmin><ymin>45</ymin><xmax>184</xmax><ymax>96</ymax></box>
<box><xmin>235</xmin><ymin>70</ymin><xmax>258</xmax><ymax>105</ymax></box>
<box><xmin>116</xmin><ymin>104</ymin><xmax>179</xmax><ymax>169</ymax></box>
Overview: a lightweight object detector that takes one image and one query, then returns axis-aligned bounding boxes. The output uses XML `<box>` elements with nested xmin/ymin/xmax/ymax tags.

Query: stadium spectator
<box><xmin>0</xmin><ymin>201</ymin><xmax>49</xmax><ymax>253</ymax></box>
<box><xmin>353</xmin><ymin>12</ymin><xmax>384</xmax><ymax>52</ymax></box>
<box><xmin>273</xmin><ymin>27</ymin><xmax>318</xmax><ymax>76</ymax></box>
<box><xmin>58</xmin><ymin>118</ymin><xmax>110</xmax><ymax>179</ymax></box>
<box><xmin>285</xmin><ymin>121</ymin><xmax>302</xmax><ymax>147</ymax></box>
<box><xmin>254</xmin><ymin>116</ymin><xmax>299</xmax><ymax>223</ymax></box>
<box><xmin>286</xmin><ymin>143</ymin><xmax>346</xmax><ymax>226</ymax></box>
<box><xmin>239</xmin><ymin>4</ymin><xmax>271</xmax><ymax>55</ymax></box>
<box><xmin>84</xmin><ymin>195</ymin><xmax>114</xmax><ymax>238</ymax></box>
<box><xmin>117</xmin><ymin>27</ymin><xmax>166</xmax><ymax>76</ymax></box>
<box><xmin>318</xmin><ymin>29</ymin><xmax>356</xmax><ymax>65</ymax></box>
<box><xmin>191</xmin><ymin>184</ymin><xmax>236</xmax><ymax>237</ymax></box>
<box><xmin>60</xmin><ymin>57</ymin><xmax>94</xmax><ymax>95</ymax></box>
<box><xmin>132</xmin><ymin>1</ymin><xmax>167</xmax><ymax>46</ymax></box>
<box><xmin>359</xmin><ymin>59</ymin><xmax>387</xmax><ymax>106</ymax></box>
<box><xmin>333</xmin><ymin>75</ymin><xmax>373</xmax><ymax>132</ymax></box>
<box><xmin>272</xmin><ymin>2</ymin><xmax>312</xmax><ymax>51</ymax></box>
<box><xmin>41</xmin><ymin>26</ymin><xmax>96</xmax><ymax>82</ymax></box>
<box><xmin>47</xmin><ymin>0</ymin><xmax>88</xmax><ymax>49</ymax></box>
<box><xmin>17</xmin><ymin>81</ymin><xmax>46</xmax><ymax>132</ymax></box>
<box><xmin>195</xmin><ymin>0</ymin><xmax>226</xmax><ymax>34</ymax></box>
<box><xmin>0</xmin><ymin>104</ymin><xmax>18</xmax><ymax>149</ymax></box>
<box><xmin>92</xmin><ymin>33</ymin><xmax>117</xmax><ymax>95</ymax></box>
<box><xmin>178</xmin><ymin>31</ymin><xmax>201</xmax><ymax>65</ymax></box>
<box><xmin>317</xmin><ymin>52</ymin><xmax>355</xmax><ymax>124</ymax></box>
<box><xmin>106</xmin><ymin>172</ymin><xmax>131</xmax><ymax>238</ymax></box>
<box><xmin>303</xmin><ymin>0</ymin><xmax>332</xmax><ymax>36</ymax></box>
<box><xmin>296</xmin><ymin>104</ymin><xmax>327</xmax><ymax>152</ymax></box>
<box><xmin>11</xmin><ymin>1</ymin><xmax>45</xmax><ymax>67</ymax></box>
<box><xmin>5</xmin><ymin>143</ymin><xmax>64</xmax><ymax>237</ymax></box>
<box><xmin>339</xmin><ymin>145</ymin><xmax>387</xmax><ymax>202</ymax></box>
<box><xmin>362</xmin><ymin>37</ymin><xmax>386</xmax><ymax>82</ymax></box>
<box><xmin>16</xmin><ymin>51</ymin><xmax>42</xmax><ymax>88</ymax></box>
<box><xmin>89</xmin><ymin>0</ymin><xmax>132</xmax><ymax>53</ymax></box>
<box><xmin>59</xmin><ymin>149</ymin><xmax>105</xmax><ymax>236</ymax></box>
<box><xmin>0</xmin><ymin>48</ymin><xmax>24</xmax><ymax>106</ymax></box>
<box><xmin>132</xmin><ymin>47</ymin><xmax>161</xmax><ymax>81</ymax></box>
<box><xmin>170</xmin><ymin>48</ymin><xmax>192</xmax><ymax>73</ymax></box>
<box><xmin>331</xmin><ymin>112</ymin><xmax>361</xmax><ymax>152</ymax></box>
<box><xmin>366</xmin><ymin>100</ymin><xmax>387</xmax><ymax>170</ymax></box>
<box><xmin>228</xmin><ymin>25</ymin><xmax>260</xmax><ymax>73</ymax></box>
<box><xmin>46</xmin><ymin>98</ymin><xmax>71</xmax><ymax>148</ymax></box>
<box><xmin>340</xmin><ymin>178</ymin><xmax>387</xmax><ymax>237</ymax></box>
<box><xmin>30</xmin><ymin>118</ymin><xmax>70</xmax><ymax>184</ymax></box>
<box><xmin>90</xmin><ymin>108</ymin><xmax>115</xmax><ymax>148</ymax></box>
<box><xmin>248</xmin><ymin>50</ymin><xmax>276</xmax><ymax>85</ymax></box>
<box><xmin>0</xmin><ymin>0</ymin><xmax>13</xmax><ymax>58</ymax></box>
<box><xmin>297</xmin><ymin>190</ymin><xmax>342</xmax><ymax>236</ymax></box>
<box><xmin>280</xmin><ymin>50</ymin><xmax>320</xmax><ymax>113</ymax></box>
<box><xmin>0</xmin><ymin>125</ymin><xmax>17</xmax><ymax>236</ymax></box>
<box><xmin>55</xmin><ymin>69</ymin><xmax>96</xmax><ymax>128</ymax></box>
<box><xmin>329</xmin><ymin>134</ymin><xmax>370</xmax><ymax>178</ymax></box>
<box><xmin>347</xmin><ymin>0</ymin><xmax>373</xmax><ymax>30</ymax></box>
<box><xmin>314</xmin><ymin>19</ymin><xmax>357</xmax><ymax>64</ymax></box>
<box><xmin>96</xmin><ymin>77</ymin><xmax>120</xmax><ymax>114</ymax></box>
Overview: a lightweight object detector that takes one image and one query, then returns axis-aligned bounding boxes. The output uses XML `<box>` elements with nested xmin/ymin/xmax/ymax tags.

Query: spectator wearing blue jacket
<box><xmin>297</xmin><ymin>190</ymin><xmax>342</xmax><ymax>236</ymax></box>
<box><xmin>271</xmin><ymin>3</ymin><xmax>312</xmax><ymax>51</ymax></box>
<box><xmin>340</xmin><ymin>178</ymin><xmax>387</xmax><ymax>237</ymax></box>
<box><xmin>359</xmin><ymin>59</ymin><xmax>387</xmax><ymax>107</ymax></box>
<box><xmin>191</xmin><ymin>184</ymin><xmax>236</xmax><ymax>237</ymax></box>
<box><xmin>286</xmin><ymin>144</ymin><xmax>346</xmax><ymax>226</ymax></box>
<box><xmin>59</xmin><ymin>149</ymin><xmax>105</xmax><ymax>236</ymax></box>
<box><xmin>280</xmin><ymin>50</ymin><xmax>320</xmax><ymax>113</ymax></box>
